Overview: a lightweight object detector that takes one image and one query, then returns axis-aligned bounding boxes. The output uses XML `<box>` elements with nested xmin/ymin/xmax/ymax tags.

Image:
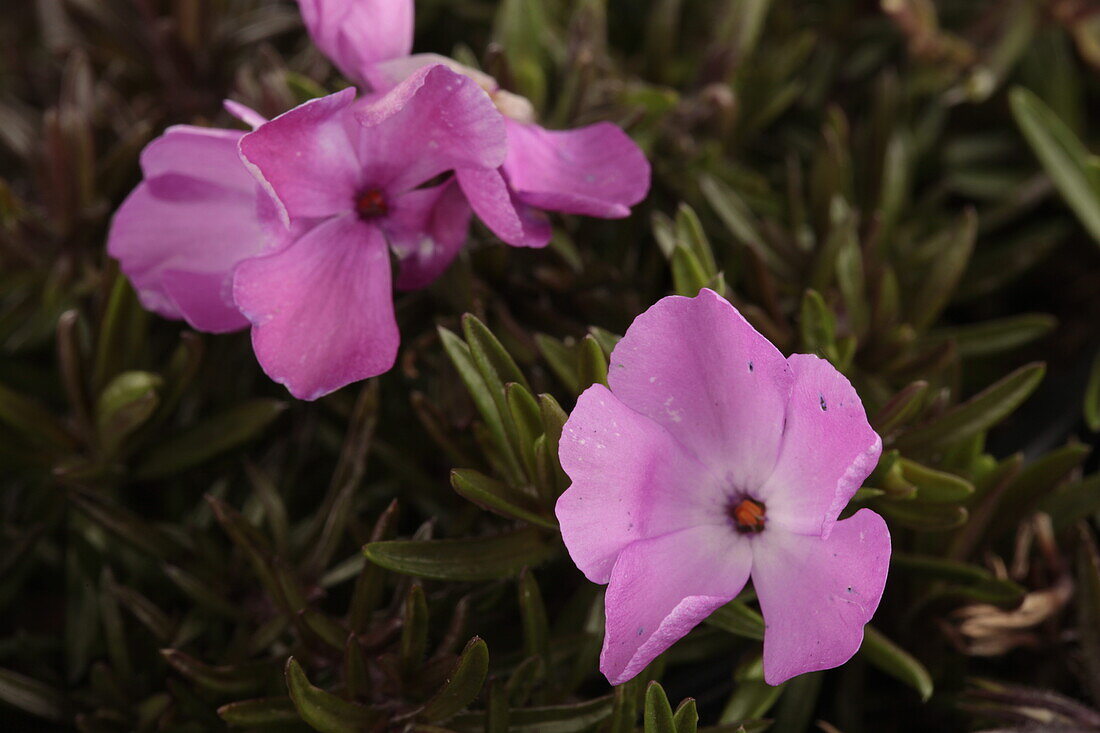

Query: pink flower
<box><xmin>296</xmin><ymin>0</ymin><xmax>414</xmax><ymax>86</ymax></box>
<box><xmin>554</xmin><ymin>289</ymin><xmax>891</xmax><ymax>686</ymax></box>
<box><xmin>107</xmin><ymin>105</ymin><xmax>279</xmax><ymax>334</ymax></box>
<box><xmin>296</xmin><ymin>0</ymin><xmax>651</xmax><ymax>248</ymax></box>
<box><xmin>108</xmin><ymin>65</ymin><xmax>505</xmax><ymax>400</ymax></box>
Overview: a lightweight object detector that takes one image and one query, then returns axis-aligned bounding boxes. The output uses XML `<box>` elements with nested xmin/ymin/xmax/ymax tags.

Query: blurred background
<box><xmin>2</xmin><ymin>0</ymin><xmax>1100</xmax><ymax>730</ymax></box>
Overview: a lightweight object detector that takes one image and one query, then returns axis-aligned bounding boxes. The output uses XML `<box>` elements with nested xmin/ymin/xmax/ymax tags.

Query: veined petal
<box><xmin>385</xmin><ymin>179</ymin><xmax>472</xmax><ymax>291</ymax></box>
<box><xmin>108</xmin><ymin>126</ymin><xmax>272</xmax><ymax>333</ymax></box>
<box><xmin>297</xmin><ymin>0</ymin><xmax>413</xmax><ymax>85</ymax></box>
<box><xmin>354</xmin><ymin>64</ymin><xmax>507</xmax><ymax>193</ymax></box>
<box><xmin>601</xmin><ymin>525</ymin><xmax>752</xmax><ymax>685</ymax></box>
<box><xmin>503</xmin><ymin>119</ymin><xmax>651</xmax><ymax>218</ymax></box>
<box><xmin>232</xmin><ymin>215</ymin><xmax>398</xmax><ymax>400</ymax></box>
<box><xmin>555</xmin><ymin>384</ymin><xmax>722</xmax><ymax>585</ymax></box>
<box><xmin>455</xmin><ymin>167</ymin><xmax>552</xmax><ymax>247</ymax></box>
<box><xmin>751</xmin><ymin>509</ymin><xmax>891</xmax><ymax>686</ymax></box>
<box><xmin>238</xmin><ymin>87</ymin><xmax>360</xmax><ymax>221</ymax></box>
<box><xmin>758</xmin><ymin>354</ymin><xmax>882</xmax><ymax>538</ymax></box>
<box><xmin>607</xmin><ymin>289</ymin><xmax>794</xmax><ymax>491</ymax></box>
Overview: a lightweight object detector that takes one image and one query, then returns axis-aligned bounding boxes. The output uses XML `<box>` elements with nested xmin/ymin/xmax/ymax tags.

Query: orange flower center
<box><xmin>730</xmin><ymin>498</ymin><xmax>766</xmax><ymax>533</ymax></box>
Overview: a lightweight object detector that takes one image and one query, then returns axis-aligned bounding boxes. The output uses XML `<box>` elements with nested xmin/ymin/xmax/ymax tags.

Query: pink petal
<box><xmin>107</xmin><ymin>126</ymin><xmax>271</xmax><ymax>333</ymax></box>
<box><xmin>607</xmin><ymin>289</ymin><xmax>794</xmax><ymax>491</ymax></box>
<box><xmin>238</xmin><ymin>88</ymin><xmax>360</xmax><ymax>221</ymax></box>
<box><xmin>365</xmin><ymin>53</ymin><xmax>498</xmax><ymax>93</ymax></box>
<box><xmin>161</xmin><ymin>269</ymin><xmax>249</xmax><ymax>332</ymax></box>
<box><xmin>297</xmin><ymin>0</ymin><xmax>413</xmax><ymax>85</ymax></box>
<box><xmin>758</xmin><ymin>354</ymin><xmax>882</xmax><ymax>538</ymax></box>
<box><xmin>223</xmin><ymin>100</ymin><xmax>267</xmax><ymax>130</ymax></box>
<box><xmin>385</xmin><ymin>180</ymin><xmax>472</xmax><ymax>291</ymax></box>
<box><xmin>503</xmin><ymin>119</ymin><xmax>651</xmax><ymax>218</ymax></box>
<box><xmin>354</xmin><ymin>64</ymin><xmax>507</xmax><ymax>194</ymax></box>
<box><xmin>601</xmin><ymin>525</ymin><xmax>752</xmax><ymax>685</ymax></box>
<box><xmin>455</xmin><ymin>167</ymin><xmax>552</xmax><ymax>247</ymax></box>
<box><xmin>555</xmin><ymin>384</ymin><xmax>723</xmax><ymax>585</ymax></box>
<box><xmin>752</xmin><ymin>509</ymin><xmax>891</xmax><ymax>685</ymax></box>
<box><xmin>232</xmin><ymin>215</ymin><xmax>398</xmax><ymax>400</ymax></box>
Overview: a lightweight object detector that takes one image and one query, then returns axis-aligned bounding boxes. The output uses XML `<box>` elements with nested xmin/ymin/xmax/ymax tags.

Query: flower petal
<box><xmin>752</xmin><ymin>509</ymin><xmax>891</xmax><ymax>686</ymax></box>
<box><xmin>607</xmin><ymin>289</ymin><xmax>794</xmax><ymax>491</ymax></box>
<box><xmin>355</xmin><ymin>64</ymin><xmax>507</xmax><ymax>194</ymax></box>
<box><xmin>238</xmin><ymin>88</ymin><xmax>360</xmax><ymax>221</ymax></box>
<box><xmin>297</xmin><ymin>0</ymin><xmax>413</xmax><ymax>85</ymax></box>
<box><xmin>455</xmin><ymin>167</ymin><xmax>552</xmax><ymax>247</ymax></box>
<box><xmin>758</xmin><ymin>354</ymin><xmax>882</xmax><ymax>538</ymax></box>
<box><xmin>223</xmin><ymin>100</ymin><xmax>267</xmax><ymax>130</ymax></box>
<box><xmin>601</xmin><ymin>525</ymin><xmax>752</xmax><ymax>685</ymax></box>
<box><xmin>107</xmin><ymin>126</ymin><xmax>271</xmax><ymax>332</ymax></box>
<box><xmin>385</xmin><ymin>180</ymin><xmax>472</xmax><ymax>291</ymax></box>
<box><xmin>503</xmin><ymin>119</ymin><xmax>650</xmax><ymax>218</ymax></box>
<box><xmin>232</xmin><ymin>215</ymin><xmax>398</xmax><ymax>400</ymax></box>
<box><xmin>556</xmin><ymin>384</ymin><xmax>723</xmax><ymax>585</ymax></box>
<box><xmin>364</xmin><ymin>53</ymin><xmax>498</xmax><ymax>93</ymax></box>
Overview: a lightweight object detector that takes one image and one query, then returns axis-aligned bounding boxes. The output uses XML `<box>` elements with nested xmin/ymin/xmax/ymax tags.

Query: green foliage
<box><xmin>2</xmin><ymin>0</ymin><xmax>1100</xmax><ymax>731</ymax></box>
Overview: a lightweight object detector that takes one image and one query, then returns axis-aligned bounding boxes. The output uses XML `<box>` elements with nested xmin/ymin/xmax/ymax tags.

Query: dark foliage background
<box><xmin>3</xmin><ymin>0</ymin><xmax>1100</xmax><ymax>731</ymax></box>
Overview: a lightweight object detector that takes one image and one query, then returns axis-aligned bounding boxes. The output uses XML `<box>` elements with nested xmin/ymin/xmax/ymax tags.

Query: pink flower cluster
<box><xmin>109</xmin><ymin>0</ymin><xmax>650</xmax><ymax>400</ymax></box>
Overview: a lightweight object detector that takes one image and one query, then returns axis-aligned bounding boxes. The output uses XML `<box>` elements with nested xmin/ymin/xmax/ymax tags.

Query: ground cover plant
<box><xmin>3</xmin><ymin>0</ymin><xmax>1100</xmax><ymax>731</ymax></box>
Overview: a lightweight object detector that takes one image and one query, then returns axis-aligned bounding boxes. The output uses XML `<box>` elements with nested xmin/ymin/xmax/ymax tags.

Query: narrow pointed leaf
<box><xmin>860</xmin><ymin>626</ymin><xmax>933</xmax><ymax>701</ymax></box>
<box><xmin>285</xmin><ymin>657</ymin><xmax>379</xmax><ymax>732</ymax></box>
<box><xmin>420</xmin><ymin>637</ymin><xmax>490</xmax><ymax>722</ymax></box>
<box><xmin>364</xmin><ymin>529</ymin><xmax>556</xmax><ymax>581</ymax></box>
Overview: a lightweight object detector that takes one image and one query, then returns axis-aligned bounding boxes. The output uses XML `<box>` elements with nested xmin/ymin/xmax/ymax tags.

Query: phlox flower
<box><xmin>296</xmin><ymin>0</ymin><xmax>651</xmax><ymax>248</ymax></box>
<box><xmin>555</xmin><ymin>289</ymin><xmax>891</xmax><ymax>685</ymax></box>
<box><xmin>108</xmin><ymin>64</ymin><xmax>506</xmax><ymax>400</ymax></box>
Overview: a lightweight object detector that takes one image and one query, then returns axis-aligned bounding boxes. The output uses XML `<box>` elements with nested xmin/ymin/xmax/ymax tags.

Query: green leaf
<box><xmin>924</xmin><ymin>314</ymin><xmax>1056</xmax><ymax>358</ymax></box>
<box><xmin>891</xmin><ymin>553</ymin><xmax>1025</xmax><ymax>605</ymax></box>
<box><xmin>401</xmin><ymin>585</ymin><xmax>429</xmax><ymax>674</ymax></box>
<box><xmin>420</xmin><ymin>637</ymin><xmax>489</xmax><ymax>722</ymax></box>
<box><xmin>644</xmin><ymin>682</ymin><xmax>676</xmax><ymax>733</ymax></box>
<box><xmin>450</xmin><ymin>469</ymin><xmax>557</xmax><ymax>529</ymax></box>
<box><xmin>441</xmin><ymin>327</ymin><xmax>524</xmax><ymax>483</ymax></box>
<box><xmin>899</xmin><ymin>458</ymin><xmax>974</xmax><ymax>503</ymax></box>
<box><xmin>893</xmin><ymin>362</ymin><xmax>1045</xmax><ymax>452</ymax></box>
<box><xmin>1010</xmin><ymin>86</ymin><xmax>1100</xmax><ymax>244</ymax></box>
<box><xmin>535</xmin><ymin>334</ymin><xmax>580</xmax><ymax>395</ymax></box>
<box><xmin>0</xmin><ymin>667</ymin><xmax>68</xmax><ymax>723</ymax></box>
<box><xmin>218</xmin><ymin>697</ymin><xmax>299</xmax><ymax>727</ymax></box>
<box><xmin>0</xmin><ymin>380</ymin><xmax>75</xmax><ymax>452</ymax></box>
<box><xmin>671</xmin><ymin>246</ymin><xmax>711</xmax><ymax>298</ymax></box>
<box><xmin>1039</xmin><ymin>472</ymin><xmax>1100</xmax><ymax>532</ymax></box>
<box><xmin>705</xmin><ymin>600</ymin><xmax>764</xmax><ymax>641</ymax></box>
<box><xmin>719</xmin><ymin>656</ymin><xmax>783</xmax><ymax>722</ymax></box>
<box><xmin>872</xmin><ymin>381</ymin><xmax>928</xmax><ymax>436</ymax></box>
<box><xmin>799</xmin><ymin>288</ymin><xmax>836</xmax><ymax>357</ymax></box>
<box><xmin>1085</xmin><ymin>349</ymin><xmax>1100</xmax><ymax>432</ymax></box>
<box><xmin>507</xmin><ymin>382</ymin><xmax>543</xmax><ymax>478</ymax></box>
<box><xmin>673</xmin><ymin>698</ymin><xmax>699</xmax><ymax>733</ymax></box>
<box><xmin>285</xmin><ymin>658</ymin><xmax>379</xmax><ymax>733</ymax></box>
<box><xmin>772</xmin><ymin>671</ymin><xmax>822</xmax><ymax>732</ymax></box>
<box><xmin>909</xmin><ymin>208</ymin><xmax>977</xmax><ymax>331</ymax></box>
<box><xmin>518</xmin><ymin>570</ymin><xmax>551</xmax><ymax>662</ymax></box>
<box><xmin>577</xmin><ymin>334</ymin><xmax>609</xmax><ymax>388</ymax></box>
<box><xmin>875</xmin><ymin>501</ymin><xmax>968</xmax><ymax>531</ymax></box>
<box><xmin>364</xmin><ymin>528</ymin><xmax>557</xmax><ymax>581</ymax></box>
<box><xmin>96</xmin><ymin>370</ymin><xmax>161</xmax><ymax>454</ymax></box>
<box><xmin>453</xmin><ymin>696</ymin><xmax>615</xmax><ymax>732</ymax></box>
<box><xmin>463</xmin><ymin>314</ymin><xmax>531</xmax><ymax>393</ymax></box>
<box><xmin>133</xmin><ymin>399</ymin><xmax>285</xmax><ymax>480</ymax></box>
<box><xmin>676</xmin><ymin>203</ymin><xmax>718</xmax><ymax>275</ymax></box>
<box><xmin>162</xmin><ymin>650</ymin><xmax>270</xmax><ymax>695</ymax></box>
<box><xmin>985</xmin><ymin>442</ymin><xmax>1090</xmax><ymax>541</ymax></box>
<box><xmin>861</xmin><ymin>626</ymin><xmax>933</xmax><ymax>701</ymax></box>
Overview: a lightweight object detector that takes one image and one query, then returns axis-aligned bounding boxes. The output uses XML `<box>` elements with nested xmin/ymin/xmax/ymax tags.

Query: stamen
<box><xmin>729</xmin><ymin>497</ymin><xmax>766</xmax><ymax>533</ymax></box>
<box><xmin>355</xmin><ymin>188</ymin><xmax>388</xmax><ymax>220</ymax></box>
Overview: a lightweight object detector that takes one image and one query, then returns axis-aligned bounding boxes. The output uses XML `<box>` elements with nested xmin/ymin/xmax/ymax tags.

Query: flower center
<box><xmin>729</xmin><ymin>497</ymin><xmax>766</xmax><ymax>533</ymax></box>
<box><xmin>355</xmin><ymin>188</ymin><xmax>388</xmax><ymax>220</ymax></box>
